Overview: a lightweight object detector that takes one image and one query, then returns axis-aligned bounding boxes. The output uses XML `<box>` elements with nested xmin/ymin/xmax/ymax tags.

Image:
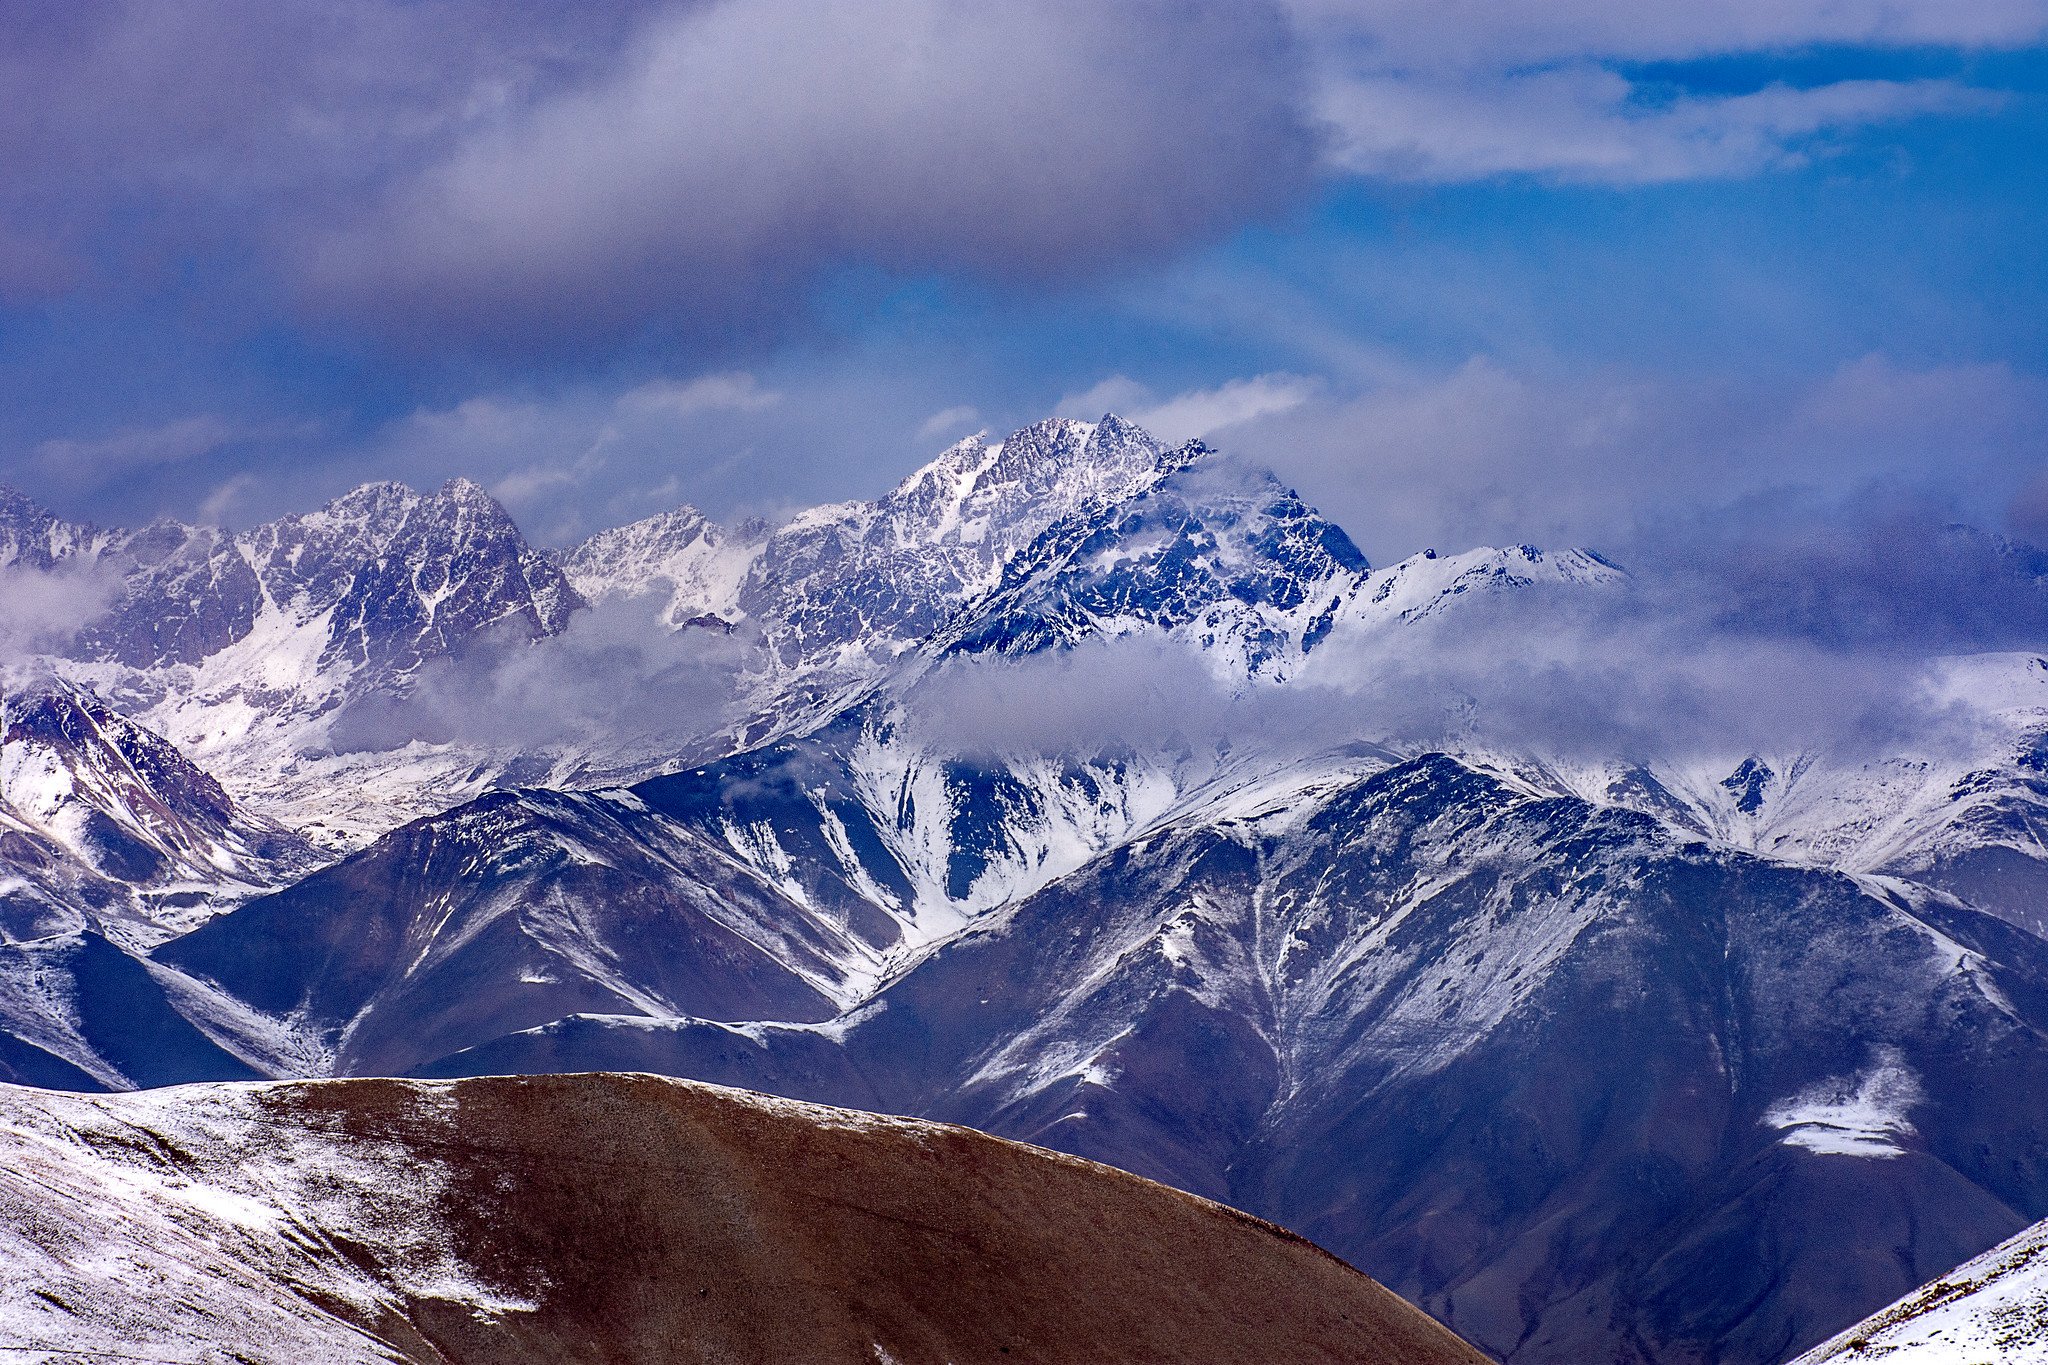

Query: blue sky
<box><xmin>0</xmin><ymin>1</ymin><xmax>2043</xmax><ymax>563</ymax></box>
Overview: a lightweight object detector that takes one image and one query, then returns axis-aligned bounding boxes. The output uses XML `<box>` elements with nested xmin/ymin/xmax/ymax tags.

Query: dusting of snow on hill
<box><xmin>1794</xmin><ymin>1216</ymin><xmax>2048</xmax><ymax>1363</ymax></box>
<box><xmin>0</xmin><ymin>1072</ymin><xmax>1489</xmax><ymax>1365</ymax></box>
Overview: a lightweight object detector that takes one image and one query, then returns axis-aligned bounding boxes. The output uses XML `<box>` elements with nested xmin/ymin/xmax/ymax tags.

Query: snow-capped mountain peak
<box><xmin>0</xmin><ymin>677</ymin><xmax>313</xmax><ymax>943</ymax></box>
<box><xmin>930</xmin><ymin>445</ymin><xmax>1372</xmax><ymax>676</ymax></box>
<box><xmin>315</xmin><ymin>476</ymin><xmax>580</xmax><ymax>678</ymax></box>
<box><xmin>1345</xmin><ymin>543</ymin><xmax>1626</xmax><ymax>627</ymax></box>
<box><xmin>0</xmin><ymin>485</ymin><xmax>117</xmax><ymax>571</ymax></box>
<box><xmin>561</xmin><ymin>503</ymin><xmax>758</xmax><ymax>626</ymax></box>
<box><xmin>12</xmin><ymin>411</ymin><xmax>2048</xmax><ymax>1365</ymax></box>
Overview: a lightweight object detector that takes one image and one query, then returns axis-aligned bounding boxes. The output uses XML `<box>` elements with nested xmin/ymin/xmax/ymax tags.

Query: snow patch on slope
<box><xmin>1765</xmin><ymin>1048</ymin><xmax>1923</xmax><ymax>1158</ymax></box>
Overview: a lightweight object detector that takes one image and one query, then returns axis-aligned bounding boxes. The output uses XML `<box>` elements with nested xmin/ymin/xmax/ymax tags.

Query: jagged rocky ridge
<box><xmin>2</xmin><ymin>476</ymin><xmax>583</xmax><ymax>860</ymax></box>
<box><xmin>0</xmin><ymin>1072</ymin><xmax>1487</xmax><ymax>1364</ymax></box>
<box><xmin>11</xmin><ymin>417</ymin><xmax>2042</xmax><ymax>939</ymax></box>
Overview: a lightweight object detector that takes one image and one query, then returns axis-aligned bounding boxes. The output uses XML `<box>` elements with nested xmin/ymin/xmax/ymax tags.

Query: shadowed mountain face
<box><xmin>0</xmin><ymin>930</ymin><xmax>265</xmax><ymax>1089</ymax></box>
<box><xmin>157</xmin><ymin>788</ymin><xmax>851</xmax><ymax>1076</ymax></box>
<box><xmin>0</xmin><ymin>1072</ymin><xmax>1486</xmax><ymax>1365</ymax></box>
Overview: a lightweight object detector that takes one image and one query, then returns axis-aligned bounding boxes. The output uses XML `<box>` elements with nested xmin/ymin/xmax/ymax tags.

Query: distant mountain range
<box><xmin>6</xmin><ymin>415</ymin><xmax>2048</xmax><ymax>1362</ymax></box>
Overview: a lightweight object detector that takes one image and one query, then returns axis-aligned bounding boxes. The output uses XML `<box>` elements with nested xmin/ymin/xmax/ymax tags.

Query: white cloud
<box><xmin>37</xmin><ymin>416</ymin><xmax>264</xmax><ymax>473</ymax></box>
<box><xmin>1131</xmin><ymin>374</ymin><xmax>1320</xmax><ymax>444</ymax></box>
<box><xmin>489</xmin><ymin>462</ymin><xmax>588</xmax><ymax>509</ymax></box>
<box><xmin>0</xmin><ymin>562</ymin><xmax>122</xmax><ymax>665</ymax></box>
<box><xmin>1216</xmin><ymin>354</ymin><xmax>2048</xmax><ymax>558</ymax></box>
<box><xmin>1058</xmin><ymin>373</ymin><xmax>1317</xmax><ymax>444</ymax></box>
<box><xmin>343</xmin><ymin>368</ymin><xmax>827</xmax><ymax>544</ymax></box>
<box><xmin>330</xmin><ymin>593</ymin><xmax>754</xmax><ymax>755</ymax></box>
<box><xmin>1286</xmin><ymin>0</ymin><xmax>2032</xmax><ymax>187</ymax></box>
<box><xmin>1320</xmin><ymin>71</ymin><xmax>1991</xmax><ymax>185</ymax></box>
<box><xmin>196</xmin><ymin>474</ymin><xmax>257</xmax><ymax>527</ymax></box>
<box><xmin>1279</xmin><ymin>0</ymin><xmax>2048</xmax><ymax>68</ymax></box>
<box><xmin>903</xmin><ymin>577</ymin><xmax>1999</xmax><ymax>771</ymax></box>
<box><xmin>917</xmin><ymin>405</ymin><xmax>980</xmax><ymax>441</ymax></box>
<box><xmin>616</xmin><ymin>371</ymin><xmax>780</xmax><ymax>418</ymax></box>
<box><xmin>27</xmin><ymin>415</ymin><xmax>316</xmax><ymax>503</ymax></box>
<box><xmin>1055</xmin><ymin>377</ymin><xmax>1154</xmax><ymax>423</ymax></box>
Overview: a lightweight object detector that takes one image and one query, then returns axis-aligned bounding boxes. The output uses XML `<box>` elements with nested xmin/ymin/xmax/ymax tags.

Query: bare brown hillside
<box><xmin>0</xmin><ymin>1071</ymin><xmax>1487</xmax><ymax>1364</ymax></box>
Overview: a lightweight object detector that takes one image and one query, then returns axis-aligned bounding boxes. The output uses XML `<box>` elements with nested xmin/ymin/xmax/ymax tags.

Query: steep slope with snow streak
<box><xmin>0</xmin><ymin>679</ymin><xmax>315</xmax><ymax>943</ymax></box>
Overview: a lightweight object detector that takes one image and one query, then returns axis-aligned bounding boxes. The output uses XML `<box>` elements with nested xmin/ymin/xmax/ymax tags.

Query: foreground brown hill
<box><xmin>0</xmin><ymin>1071</ymin><xmax>1485</xmax><ymax>1363</ymax></box>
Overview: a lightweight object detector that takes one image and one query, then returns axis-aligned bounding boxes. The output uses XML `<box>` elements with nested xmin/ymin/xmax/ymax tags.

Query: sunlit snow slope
<box><xmin>1792</xmin><ymin>1215</ymin><xmax>2048</xmax><ymax>1363</ymax></box>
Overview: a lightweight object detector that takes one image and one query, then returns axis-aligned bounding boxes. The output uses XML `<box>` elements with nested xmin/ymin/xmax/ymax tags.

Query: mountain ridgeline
<box><xmin>7</xmin><ymin>415</ymin><xmax>2048</xmax><ymax>1363</ymax></box>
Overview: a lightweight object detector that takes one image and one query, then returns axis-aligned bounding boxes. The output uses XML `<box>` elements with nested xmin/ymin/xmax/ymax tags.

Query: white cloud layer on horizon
<box><xmin>1318</xmin><ymin>72</ymin><xmax>1994</xmax><ymax>185</ymax></box>
<box><xmin>903</xmin><ymin>582</ymin><xmax>2006</xmax><ymax>774</ymax></box>
<box><xmin>1280</xmin><ymin>0</ymin><xmax>2048</xmax><ymax>67</ymax></box>
<box><xmin>1223</xmin><ymin>353</ymin><xmax>2048</xmax><ymax>559</ymax></box>
<box><xmin>133</xmin><ymin>348</ymin><xmax>2042</xmax><ymax>560</ymax></box>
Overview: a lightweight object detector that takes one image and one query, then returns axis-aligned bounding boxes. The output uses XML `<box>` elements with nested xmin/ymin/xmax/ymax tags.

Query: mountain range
<box><xmin>6</xmin><ymin>415</ymin><xmax>2048</xmax><ymax>1362</ymax></box>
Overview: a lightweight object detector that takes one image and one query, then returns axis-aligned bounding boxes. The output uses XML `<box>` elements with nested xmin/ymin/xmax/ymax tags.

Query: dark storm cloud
<box><xmin>0</xmin><ymin>0</ymin><xmax>2035</xmax><ymax>345</ymax></box>
<box><xmin>299</xmin><ymin>0</ymin><xmax>1317</xmax><ymax>353</ymax></box>
<box><xmin>0</xmin><ymin>2</ymin><xmax>660</xmax><ymax>283</ymax></box>
<box><xmin>0</xmin><ymin>0</ymin><xmax>1314</xmax><ymax>351</ymax></box>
